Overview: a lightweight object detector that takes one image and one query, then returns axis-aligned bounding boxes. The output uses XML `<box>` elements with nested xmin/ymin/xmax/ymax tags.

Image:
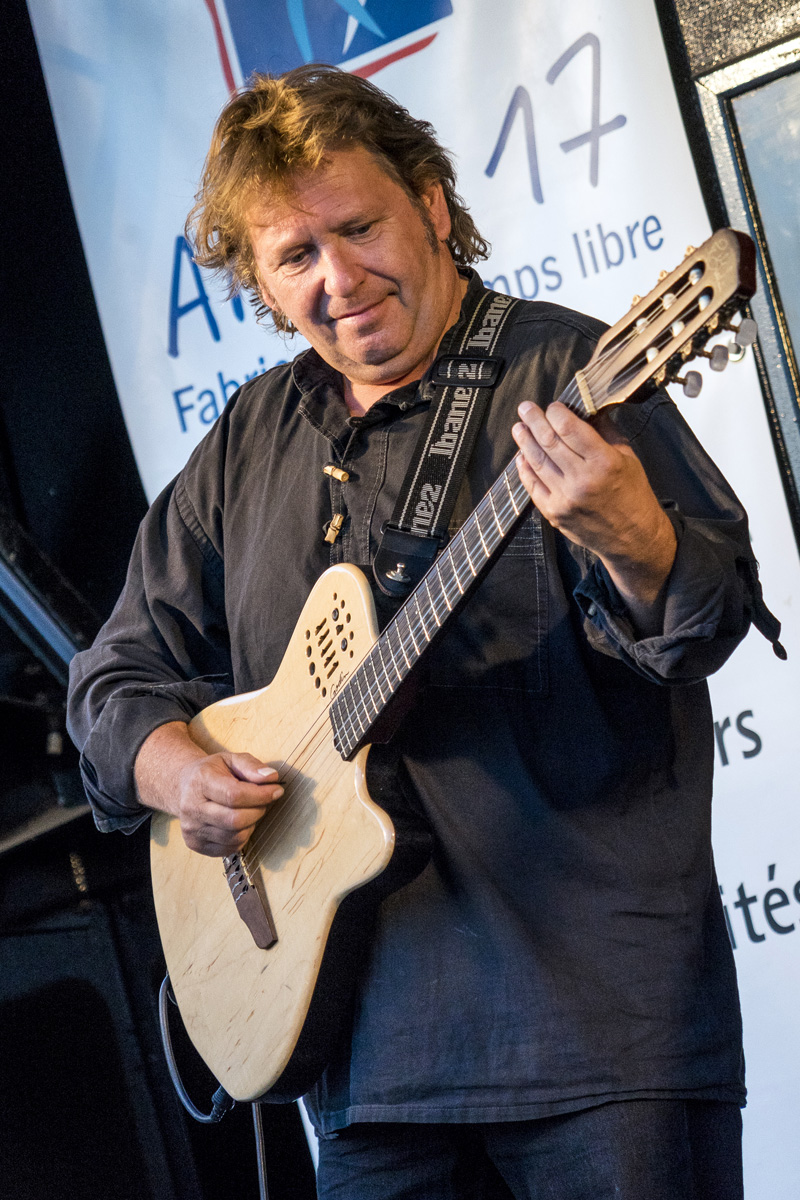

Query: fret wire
<box><xmin>391</xmin><ymin>616</ymin><xmax>413</xmax><ymax>671</ymax></box>
<box><xmin>488</xmin><ymin>488</ymin><xmax>505</xmax><ymax>536</ymax></box>
<box><xmin>414</xmin><ymin>591</ymin><xmax>432</xmax><ymax>643</ymax></box>
<box><xmin>405</xmin><ymin>604</ymin><xmax>422</xmax><ymax>657</ymax></box>
<box><xmin>482</xmin><ymin>495</ymin><xmax>506</xmax><ymax>550</ymax></box>
<box><xmin>439</xmin><ymin>558</ymin><xmax>458</xmax><ymax>615</ymax></box>
<box><xmin>379</xmin><ymin>633</ymin><xmax>401</xmax><ymax>691</ymax></box>
<box><xmin>365</xmin><ymin>650</ymin><xmax>387</xmax><ymax>707</ymax></box>
<box><xmin>339</xmin><ymin>677</ymin><xmax>364</xmax><ymax>749</ymax></box>
<box><xmin>503</xmin><ymin>470</ymin><xmax>522</xmax><ymax>516</ymax></box>
<box><xmin>474</xmin><ymin>509</ymin><xmax>490</xmax><ymax>557</ymax></box>
<box><xmin>437</xmin><ymin>559</ymin><xmax>455</xmax><ymax>612</ymax></box>
<box><xmin>452</xmin><ymin>558</ymin><xmax>466</xmax><ymax>595</ymax></box>
<box><xmin>448</xmin><ymin>547</ymin><xmax>467</xmax><ymax>600</ymax></box>
<box><xmin>356</xmin><ymin>657</ymin><xmax>379</xmax><ymax>721</ymax></box>
<box><xmin>329</xmin><ymin>696</ymin><xmax>346</xmax><ymax>750</ymax></box>
<box><xmin>436</xmin><ymin>551</ymin><xmax>463</xmax><ymax>619</ymax></box>
<box><xmin>354</xmin><ymin>667</ymin><xmax>374</xmax><ymax>729</ymax></box>
<box><xmin>384</xmin><ymin>624</ymin><xmax>407</xmax><ymax>685</ymax></box>
<box><xmin>425</xmin><ymin>576</ymin><xmax>443</xmax><ymax>628</ymax></box>
<box><xmin>404</xmin><ymin>607</ymin><xmax>422</xmax><ymax>662</ymax></box>
<box><xmin>450</xmin><ymin>543</ymin><xmax>468</xmax><ymax>594</ymax></box>
<box><xmin>409</xmin><ymin>593</ymin><xmax>424</xmax><ymax>645</ymax></box>
<box><xmin>333</xmin><ymin>688</ymin><xmax>359</xmax><ymax>747</ymax></box>
<box><xmin>348</xmin><ymin>660</ymin><xmax>371</xmax><ymax>727</ymax></box>
<box><xmin>462</xmin><ymin>531</ymin><xmax>478</xmax><ymax>577</ymax></box>
<box><xmin>339</xmin><ymin>693</ymin><xmax>361</xmax><ymax>747</ymax></box>
<box><xmin>353</xmin><ymin>665</ymin><xmax>378</xmax><ymax>740</ymax></box>
<box><xmin>375</xmin><ymin>639</ymin><xmax>395</xmax><ymax>697</ymax></box>
<box><xmin>428</xmin><ymin>569</ymin><xmax>448</xmax><ymax>624</ymax></box>
<box><xmin>482</xmin><ymin>496</ymin><xmax>505</xmax><ymax>550</ymax></box>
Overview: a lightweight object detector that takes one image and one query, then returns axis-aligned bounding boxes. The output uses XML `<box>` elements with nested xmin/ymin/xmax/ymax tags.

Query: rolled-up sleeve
<box><xmin>67</xmin><ymin>473</ymin><xmax>233</xmax><ymax>832</ymax></box>
<box><xmin>572</xmin><ymin>391</ymin><xmax>779</xmax><ymax>682</ymax></box>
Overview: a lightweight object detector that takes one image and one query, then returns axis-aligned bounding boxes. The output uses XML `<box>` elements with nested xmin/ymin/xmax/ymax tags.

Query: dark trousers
<box><xmin>316</xmin><ymin>1099</ymin><xmax>743</xmax><ymax>1200</ymax></box>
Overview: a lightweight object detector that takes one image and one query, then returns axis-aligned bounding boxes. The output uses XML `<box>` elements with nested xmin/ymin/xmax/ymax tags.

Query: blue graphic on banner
<box><xmin>223</xmin><ymin>0</ymin><xmax>452</xmax><ymax>75</ymax></box>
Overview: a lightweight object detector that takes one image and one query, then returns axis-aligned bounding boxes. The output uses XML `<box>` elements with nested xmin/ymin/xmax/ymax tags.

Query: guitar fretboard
<box><xmin>330</xmin><ymin>456</ymin><xmax>535</xmax><ymax>758</ymax></box>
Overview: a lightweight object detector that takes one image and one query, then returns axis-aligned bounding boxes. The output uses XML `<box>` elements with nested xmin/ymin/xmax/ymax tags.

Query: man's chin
<box><xmin>334</xmin><ymin>342</ymin><xmax>410</xmax><ymax>378</ymax></box>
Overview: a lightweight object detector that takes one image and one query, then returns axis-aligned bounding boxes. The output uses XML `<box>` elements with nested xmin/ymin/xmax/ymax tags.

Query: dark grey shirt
<box><xmin>68</xmin><ymin>276</ymin><xmax>762</xmax><ymax>1134</ymax></box>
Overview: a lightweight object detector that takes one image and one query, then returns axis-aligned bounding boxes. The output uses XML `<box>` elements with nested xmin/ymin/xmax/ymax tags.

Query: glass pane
<box><xmin>732</xmin><ymin>70</ymin><xmax>800</xmax><ymax>363</ymax></box>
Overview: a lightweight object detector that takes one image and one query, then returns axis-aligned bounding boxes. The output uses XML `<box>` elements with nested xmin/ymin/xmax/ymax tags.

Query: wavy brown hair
<box><xmin>186</xmin><ymin>64</ymin><xmax>488</xmax><ymax>331</ymax></box>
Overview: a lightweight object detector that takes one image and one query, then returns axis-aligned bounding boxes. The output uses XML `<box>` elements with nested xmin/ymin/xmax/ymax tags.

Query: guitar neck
<box><xmin>330</xmin><ymin>451</ymin><xmax>536</xmax><ymax>759</ymax></box>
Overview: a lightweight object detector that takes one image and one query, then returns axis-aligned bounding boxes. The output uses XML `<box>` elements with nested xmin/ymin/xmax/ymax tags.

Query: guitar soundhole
<box><xmin>304</xmin><ymin>593</ymin><xmax>359</xmax><ymax>696</ymax></box>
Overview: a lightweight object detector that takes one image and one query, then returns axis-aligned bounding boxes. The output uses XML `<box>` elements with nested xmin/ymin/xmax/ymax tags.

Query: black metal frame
<box><xmin>694</xmin><ymin>36</ymin><xmax>800</xmax><ymax>549</ymax></box>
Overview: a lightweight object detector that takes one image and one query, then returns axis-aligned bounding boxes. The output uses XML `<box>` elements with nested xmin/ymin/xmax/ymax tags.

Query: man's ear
<box><xmin>421</xmin><ymin>180</ymin><xmax>451</xmax><ymax>243</ymax></box>
<box><xmin>257</xmin><ymin>278</ymin><xmax>276</xmax><ymax>312</ymax></box>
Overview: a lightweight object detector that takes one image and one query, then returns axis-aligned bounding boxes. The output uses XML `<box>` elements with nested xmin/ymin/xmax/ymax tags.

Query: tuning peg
<box><xmin>685</xmin><ymin>244</ymin><xmax>696</xmax><ymax>257</ymax></box>
<box><xmin>725</xmin><ymin>317</ymin><xmax>758</xmax><ymax>361</ymax></box>
<box><xmin>735</xmin><ymin>317</ymin><xmax>758</xmax><ymax>346</ymax></box>
<box><xmin>674</xmin><ymin>370</ymin><xmax>703</xmax><ymax>398</ymax></box>
<box><xmin>698</xmin><ymin>344</ymin><xmax>729</xmax><ymax>372</ymax></box>
<box><xmin>630</xmin><ymin>293</ymin><xmax>642</xmax><ymax>309</ymax></box>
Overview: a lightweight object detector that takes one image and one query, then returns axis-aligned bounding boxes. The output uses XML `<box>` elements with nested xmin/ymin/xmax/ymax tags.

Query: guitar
<box><xmin>150</xmin><ymin>228</ymin><xmax>756</xmax><ymax>1103</ymax></box>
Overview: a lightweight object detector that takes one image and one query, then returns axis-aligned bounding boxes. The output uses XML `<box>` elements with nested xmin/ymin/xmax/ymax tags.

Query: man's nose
<box><xmin>321</xmin><ymin>243</ymin><xmax>364</xmax><ymax>296</ymax></box>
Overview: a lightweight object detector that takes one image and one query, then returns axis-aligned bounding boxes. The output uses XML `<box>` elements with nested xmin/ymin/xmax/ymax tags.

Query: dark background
<box><xmin>2</xmin><ymin>1</ymin><xmax>799</xmax><ymax>1197</ymax></box>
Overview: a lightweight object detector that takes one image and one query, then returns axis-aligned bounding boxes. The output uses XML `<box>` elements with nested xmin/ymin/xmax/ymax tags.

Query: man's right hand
<box><xmin>134</xmin><ymin>720</ymin><xmax>283</xmax><ymax>857</ymax></box>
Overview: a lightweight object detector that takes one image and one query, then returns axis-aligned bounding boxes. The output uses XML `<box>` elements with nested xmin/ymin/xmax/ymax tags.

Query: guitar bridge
<box><xmin>222</xmin><ymin>853</ymin><xmax>278</xmax><ymax>949</ymax></box>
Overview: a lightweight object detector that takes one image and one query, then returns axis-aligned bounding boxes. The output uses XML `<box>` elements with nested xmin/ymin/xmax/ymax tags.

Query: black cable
<box><xmin>157</xmin><ymin>974</ymin><xmax>235</xmax><ymax>1124</ymax></box>
<box><xmin>158</xmin><ymin>974</ymin><xmax>271</xmax><ymax>1195</ymax></box>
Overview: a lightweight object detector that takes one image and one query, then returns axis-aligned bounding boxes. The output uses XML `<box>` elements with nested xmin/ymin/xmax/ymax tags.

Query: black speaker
<box><xmin>0</xmin><ymin>818</ymin><xmax>317</xmax><ymax>1200</ymax></box>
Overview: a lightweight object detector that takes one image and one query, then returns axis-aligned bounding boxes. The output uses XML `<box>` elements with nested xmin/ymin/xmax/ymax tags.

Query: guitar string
<box><xmin>237</xmin><ymin>267</ymin><xmax>728</xmax><ymax>872</ymax></box>
<box><xmin>568</xmin><ymin>271</ymin><xmax>719</xmax><ymax>411</ymax></box>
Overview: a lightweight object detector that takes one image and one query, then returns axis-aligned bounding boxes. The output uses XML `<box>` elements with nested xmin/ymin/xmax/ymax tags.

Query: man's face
<box><xmin>247</xmin><ymin>146</ymin><xmax>463</xmax><ymax>397</ymax></box>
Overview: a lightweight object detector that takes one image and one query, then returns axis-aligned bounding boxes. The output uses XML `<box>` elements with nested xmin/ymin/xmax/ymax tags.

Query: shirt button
<box><xmin>587</xmin><ymin>602</ymin><xmax>598</xmax><ymax>617</ymax></box>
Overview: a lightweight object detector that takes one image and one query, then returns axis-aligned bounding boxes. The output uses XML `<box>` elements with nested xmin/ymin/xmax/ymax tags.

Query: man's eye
<box><xmin>284</xmin><ymin>248</ymin><xmax>310</xmax><ymax>267</ymax></box>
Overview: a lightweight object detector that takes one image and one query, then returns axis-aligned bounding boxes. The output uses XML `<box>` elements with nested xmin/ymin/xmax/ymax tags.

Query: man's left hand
<box><xmin>512</xmin><ymin>400</ymin><xmax>677</xmax><ymax>629</ymax></box>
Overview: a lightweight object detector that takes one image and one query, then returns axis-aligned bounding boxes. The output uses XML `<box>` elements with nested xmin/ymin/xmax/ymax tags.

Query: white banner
<box><xmin>28</xmin><ymin>1</ymin><xmax>800</xmax><ymax>1193</ymax></box>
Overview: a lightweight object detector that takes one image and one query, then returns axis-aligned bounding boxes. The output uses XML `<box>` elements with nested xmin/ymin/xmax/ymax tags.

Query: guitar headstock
<box><xmin>581</xmin><ymin>229</ymin><xmax>757</xmax><ymax>414</ymax></box>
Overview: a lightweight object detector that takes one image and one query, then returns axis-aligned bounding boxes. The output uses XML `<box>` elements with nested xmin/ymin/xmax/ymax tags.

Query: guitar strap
<box><xmin>373</xmin><ymin>287</ymin><xmax>521</xmax><ymax>598</ymax></box>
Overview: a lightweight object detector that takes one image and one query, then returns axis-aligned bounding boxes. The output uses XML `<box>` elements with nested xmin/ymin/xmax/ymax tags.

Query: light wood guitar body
<box><xmin>150</xmin><ymin>564</ymin><xmax>395</xmax><ymax>1101</ymax></box>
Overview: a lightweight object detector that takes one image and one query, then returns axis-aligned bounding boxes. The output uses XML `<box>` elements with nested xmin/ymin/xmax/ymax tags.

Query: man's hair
<box><xmin>186</xmin><ymin>64</ymin><xmax>488</xmax><ymax>331</ymax></box>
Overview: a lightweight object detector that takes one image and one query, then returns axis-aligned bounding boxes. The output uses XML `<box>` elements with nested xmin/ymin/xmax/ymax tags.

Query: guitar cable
<box><xmin>158</xmin><ymin>974</ymin><xmax>271</xmax><ymax>1199</ymax></box>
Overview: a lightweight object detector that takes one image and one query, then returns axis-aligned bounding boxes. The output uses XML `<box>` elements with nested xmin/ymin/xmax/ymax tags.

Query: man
<box><xmin>68</xmin><ymin>64</ymin><xmax>775</xmax><ymax>1199</ymax></box>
